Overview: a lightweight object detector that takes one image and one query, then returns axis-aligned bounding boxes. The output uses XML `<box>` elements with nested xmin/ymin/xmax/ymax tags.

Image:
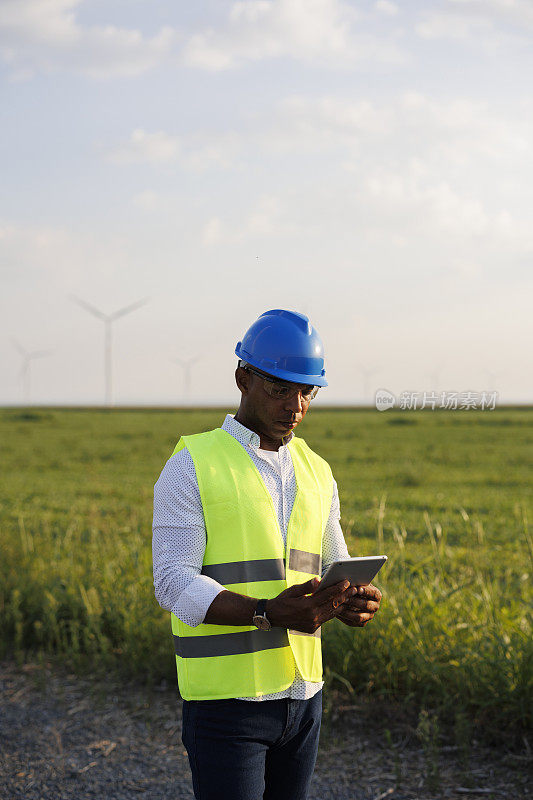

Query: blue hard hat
<box><xmin>235</xmin><ymin>309</ymin><xmax>328</xmax><ymax>387</ymax></box>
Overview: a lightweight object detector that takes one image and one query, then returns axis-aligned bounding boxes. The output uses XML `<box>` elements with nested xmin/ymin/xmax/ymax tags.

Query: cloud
<box><xmin>0</xmin><ymin>216</ymin><xmax>186</xmax><ymax>302</ymax></box>
<box><xmin>202</xmin><ymin>216</ymin><xmax>224</xmax><ymax>246</ymax></box>
<box><xmin>104</xmin><ymin>128</ymin><xmax>239</xmax><ymax>170</ymax></box>
<box><xmin>416</xmin><ymin>11</ymin><xmax>491</xmax><ymax>41</ymax></box>
<box><xmin>105</xmin><ymin>129</ymin><xmax>181</xmax><ymax>165</ymax></box>
<box><xmin>182</xmin><ymin>0</ymin><xmax>405</xmax><ymax>71</ymax></box>
<box><xmin>374</xmin><ymin>1</ymin><xmax>399</xmax><ymax>17</ymax></box>
<box><xmin>276</xmin><ymin>91</ymin><xmax>531</xmax><ymax>167</ymax></box>
<box><xmin>108</xmin><ymin>92</ymin><xmax>532</xmax><ymax>262</ymax></box>
<box><xmin>132</xmin><ymin>190</ymin><xmax>161</xmax><ymax>211</ymax></box>
<box><xmin>363</xmin><ymin>169</ymin><xmax>492</xmax><ymax>238</ymax></box>
<box><xmin>0</xmin><ymin>219</ymin><xmax>76</xmax><ymax>284</ymax></box>
<box><xmin>0</xmin><ymin>0</ymin><xmax>177</xmax><ymax>79</ymax></box>
<box><xmin>196</xmin><ymin>92</ymin><xmax>533</xmax><ymax>264</ymax></box>
<box><xmin>448</xmin><ymin>0</ymin><xmax>533</xmax><ymax>29</ymax></box>
<box><xmin>415</xmin><ymin>0</ymin><xmax>533</xmax><ymax>49</ymax></box>
<box><xmin>393</xmin><ymin>92</ymin><xmax>532</xmax><ymax>172</ymax></box>
<box><xmin>266</xmin><ymin>95</ymin><xmax>392</xmax><ymax>153</ymax></box>
<box><xmin>242</xmin><ymin>92</ymin><xmax>531</xmax><ymax>186</ymax></box>
<box><xmin>181</xmin><ymin>135</ymin><xmax>240</xmax><ymax>171</ymax></box>
<box><xmin>0</xmin><ymin>0</ymin><xmax>407</xmax><ymax>79</ymax></box>
<box><xmin>202</xmin><ymin>195</ymin><xmax>285</xmax><ymax>245</ymax></box>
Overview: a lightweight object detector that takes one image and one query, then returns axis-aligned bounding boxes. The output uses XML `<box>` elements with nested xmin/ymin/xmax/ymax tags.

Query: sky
<box><xmin>1</xmin><ymin>0</ymin><xmax>532</xmax><ymax>407</ymax></box>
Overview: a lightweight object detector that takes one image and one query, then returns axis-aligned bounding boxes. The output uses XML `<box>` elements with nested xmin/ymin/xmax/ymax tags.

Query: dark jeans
<box><xmin>181</xmin><ymin>689</ymin><xmax>322</xmax><ymax>800</ymax></box>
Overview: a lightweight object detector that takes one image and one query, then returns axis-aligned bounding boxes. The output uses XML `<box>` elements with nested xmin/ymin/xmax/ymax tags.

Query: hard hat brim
<box><xmin>235</xmin><ymin>347</ymin><xmax>328</xmax><ymax>387</ymax></box>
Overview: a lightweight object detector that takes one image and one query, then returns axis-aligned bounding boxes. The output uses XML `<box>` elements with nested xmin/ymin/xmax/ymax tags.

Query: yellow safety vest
<box><xmin>170</xmin><ymin>427</ymin><xmax>333</xmax><ymax>700</ymax></box>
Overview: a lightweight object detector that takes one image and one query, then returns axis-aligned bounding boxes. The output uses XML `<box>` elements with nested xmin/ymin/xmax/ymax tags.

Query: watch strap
<box><xmin>255</xmin><ymin>598</ymin><xmax>268</xmax><ymax>618</ymax></box>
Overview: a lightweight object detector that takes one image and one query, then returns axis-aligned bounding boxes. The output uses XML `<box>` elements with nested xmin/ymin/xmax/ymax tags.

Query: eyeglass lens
<box><xmin>243</xmin><ymin>364</ymin><xmax>318</xmax><ymax>401</ymax></box>
<box><xmin>268</xmin><ymin>383</ymin><xmax>317</xmax><ymax>400</ymax></box>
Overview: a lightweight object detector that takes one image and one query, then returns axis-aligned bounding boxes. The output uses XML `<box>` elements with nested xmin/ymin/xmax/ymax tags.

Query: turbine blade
<box><xmin>30</xmin><ymin>350</ymin><xmax>52</xmax><ymax>359</ymax></box>
<box><xmin>110</xmin><ymin>296</ymin><xmax>149</xmax><ymax>321</ymax></box>
<box><xmin>69</xmin><ymin>294</ymin><xmax>107</xmax><ymax>320</ymax></box>
<box><xmin>11</xmin><ymin>337</ymin><xmax>27</xmax><ymax>356</ymax></box>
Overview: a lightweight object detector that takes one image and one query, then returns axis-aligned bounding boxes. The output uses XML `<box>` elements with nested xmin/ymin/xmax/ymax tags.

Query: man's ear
<box><xmin>235</xmin><ymin>366</ymin><xmax>250</xmax><ymax>394</ymax></box>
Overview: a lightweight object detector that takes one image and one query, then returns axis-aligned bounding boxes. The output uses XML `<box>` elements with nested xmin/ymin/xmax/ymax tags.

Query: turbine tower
<box><xmin>173</xmin><ymin>356</ymin><xmax>201</xmax><ymax>403</ymax></box>
<box><xmin>357</xmin><ymin>365</ymin><xmax>380</xmax><ymax>406</ymax></box>
<box><xmin>70</xmin><ymin>295</ymin><xmax>148</xmax><ymax>406</ymax></box>
<box><xmin>484</xmin><ymin>369</ymin><xmax>500</xmax><ymax>390</ymax></box>
<box><xmin>426</xmin><ymin>366</ymin><xmax>443</xmax><ymax>394</ymax></box>
<box><xmin>11</xmin><ymin>339</ymin><xmax>52</xmax><ymax>405</ymax></box>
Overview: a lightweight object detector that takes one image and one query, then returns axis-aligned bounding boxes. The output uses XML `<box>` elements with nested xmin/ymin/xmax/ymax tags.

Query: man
<box><xmin>152</xmin><ymin>308</ymin><xmax>382</xmax><ymax>800</ymax></box>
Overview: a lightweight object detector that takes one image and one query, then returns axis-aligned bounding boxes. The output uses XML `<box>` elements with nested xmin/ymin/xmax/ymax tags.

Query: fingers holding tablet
<box><xmin>336</xmin><ymin>608</ymin><xmax>374</xmax><ymax>627</ymax></box>
<box><xmin>334</xmin><ymin>580</ymin><xmax>383</xmax><ymax>627</ymax></box>
<box><xmin>354</xmin><ymin>583</ymin><xmax>382</xmax><ymax>603</ymax></box>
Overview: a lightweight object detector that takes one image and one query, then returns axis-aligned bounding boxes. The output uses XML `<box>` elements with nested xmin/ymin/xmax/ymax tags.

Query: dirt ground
<box><xmin>0</xmin><ymin>661</ymin><xmax>530</xmax><ymax>800</ymax></box>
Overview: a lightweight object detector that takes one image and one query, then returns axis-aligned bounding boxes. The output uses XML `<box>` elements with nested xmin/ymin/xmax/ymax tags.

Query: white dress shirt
<box><xmin>152</xmin><ymin>413</ymin><xmax>350</xmax><ymax>701</ymax></box>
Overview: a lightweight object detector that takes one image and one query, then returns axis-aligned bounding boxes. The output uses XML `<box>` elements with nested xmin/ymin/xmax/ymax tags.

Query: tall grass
<box><xmin>323</xmin><ymin>502</ymin><xmax>532</xmax><ymax>743</ymax></box>
<box><xmin>3</xmin><ymin>506</ymin><xmax>169</xmax><ymax>681</ymax></box>
<box><xmin>0</xmin><ymin>407</ymin><xmax>531</xmax><ymax>743</ymax></box>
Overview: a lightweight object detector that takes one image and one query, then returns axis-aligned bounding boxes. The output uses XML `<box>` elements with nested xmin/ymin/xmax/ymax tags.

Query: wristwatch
<box><xmin>252</xmin><ymin>599</ymin><xmax>272</xmax><ymax>631</ymax></box>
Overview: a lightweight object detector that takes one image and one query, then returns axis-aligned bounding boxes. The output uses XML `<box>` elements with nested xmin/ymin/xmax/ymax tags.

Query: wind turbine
<box><xmin>11</xmin><ymin>339</ymin><xmax>52</xmax><ymax>405</ymax></box>
<box><xmin>426</xmin><ymin>366</ymin><xmax>443</xmax><ymax>394</ymax></box>
<box><xmin>70</xmin><ymin>295</ymin><xmax>149</xmax><ymax>406</ymax></box>
<box><xmin>357</xmin><ymin>365</ymin><xmax>380</xmax><ymax>405</ymax></box>
<box><xmin>173</xmin><ymin>356</ymin><xmax>201</xmax><ymax>403</ymax></box>
<box><xmin>484</xmin><ymin>368</ymin><xmax>500</xmax><ymax>391</ymax></box>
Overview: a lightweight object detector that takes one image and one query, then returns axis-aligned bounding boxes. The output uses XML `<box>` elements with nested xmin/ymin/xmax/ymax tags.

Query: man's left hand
<box><xmin>335</xmin><ymin>583</ymin><xmax>382</xmax><ymax>627</ymax></box>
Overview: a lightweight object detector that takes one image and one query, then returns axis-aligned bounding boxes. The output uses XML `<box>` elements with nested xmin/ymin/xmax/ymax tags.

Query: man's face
<box><xmin>235</xmin><ymin>365</ymin><xmax>315</xmax><ymax>444</ymax></box>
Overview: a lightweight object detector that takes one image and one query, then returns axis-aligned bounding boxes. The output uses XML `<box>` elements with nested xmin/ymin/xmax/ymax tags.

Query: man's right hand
<box><xmin>266</xmin><ymin>577</ymin><xmax>357</xmax><ymax>634</ymax></box>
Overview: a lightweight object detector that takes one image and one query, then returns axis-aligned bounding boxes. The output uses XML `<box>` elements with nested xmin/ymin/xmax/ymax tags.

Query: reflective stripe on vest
<box><xmin>169</xmin><ymin>427</ymin><xmax>333</xmax><ymax>700</ymax></box>
<box><xmin>200</xmin><ymin>549</ymin><xmax>321</xmax><ymax>584</ymax></box>
<box><xmin>288</xmin><ymin>548</ymin><xmax>321</xmax><ymax>575</ymax></box>
<box><xmin>173</xmin><ymin>626</ymin><xmax>321</xmax><ymax>659</ymax></box>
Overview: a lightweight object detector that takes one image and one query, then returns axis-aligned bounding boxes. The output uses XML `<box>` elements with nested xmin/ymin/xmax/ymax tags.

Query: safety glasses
<box><xmin>241</xmin><ymin>363</ymin><xmax>319</xmax><ymax>401</ymax></box>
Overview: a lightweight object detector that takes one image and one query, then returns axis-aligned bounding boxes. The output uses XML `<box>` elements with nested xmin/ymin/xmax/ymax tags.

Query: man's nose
<box><xmin>285</xmin><ymin>390</ymin><xmax>304</xmax><ymax>413</ymax></box>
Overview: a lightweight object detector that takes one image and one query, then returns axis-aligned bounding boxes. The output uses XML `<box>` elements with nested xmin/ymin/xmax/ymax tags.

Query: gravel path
<box><xmin>1</xmin><ymin>661</ymin><xmax>530</xmax><ymax>800</ymax></box>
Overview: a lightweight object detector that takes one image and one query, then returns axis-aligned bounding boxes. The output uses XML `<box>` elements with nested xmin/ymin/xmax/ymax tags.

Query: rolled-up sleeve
<box><xmin>152</xmin><ymin>449</ymin><xmax>225</xmax><ymax>627</ymax></box>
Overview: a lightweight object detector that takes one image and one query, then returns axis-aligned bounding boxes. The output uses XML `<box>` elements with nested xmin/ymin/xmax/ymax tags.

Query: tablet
<box><xmin>318</xmin><ymin>556</ymin><xmax>387</xmax><ymax>591</ymax></box>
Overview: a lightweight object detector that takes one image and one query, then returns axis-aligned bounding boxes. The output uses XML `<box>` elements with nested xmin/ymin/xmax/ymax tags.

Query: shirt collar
<box><xmin>222</xmin><ymin>414</ymin><xmax>294</xmax><ymax>450</ymax></box>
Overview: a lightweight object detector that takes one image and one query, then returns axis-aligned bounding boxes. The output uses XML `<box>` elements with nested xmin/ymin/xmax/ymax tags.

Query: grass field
<box><xmin>1</xmin><ymin>406</ymin><xmax>531</xmax><ymax>745</ymax></box>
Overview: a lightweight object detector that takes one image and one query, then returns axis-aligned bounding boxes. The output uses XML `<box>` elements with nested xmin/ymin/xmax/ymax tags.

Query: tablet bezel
<box><xmin>318</xmin><ymin>555</ymin><xmax>387</xmax><ymax>591</ymax></box>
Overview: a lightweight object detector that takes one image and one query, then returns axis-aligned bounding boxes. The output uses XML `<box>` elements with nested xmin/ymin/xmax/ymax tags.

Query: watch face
<box><xmin>253</xmin><ymin>615</ymin><xmax>271</xmax><ymax>631</ymax></box>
